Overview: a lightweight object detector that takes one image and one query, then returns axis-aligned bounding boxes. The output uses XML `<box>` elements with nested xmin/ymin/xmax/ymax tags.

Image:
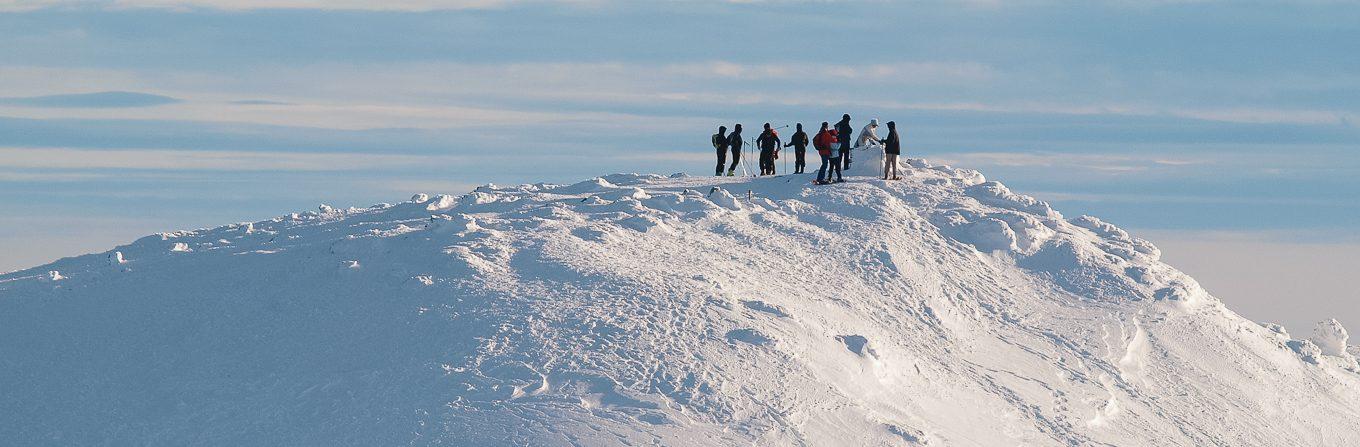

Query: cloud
<box><xmin>0</xmin><ymin>147</ymin><xmax>467</xmax><ymax>171</ymax></box>
<box><xmin>229</xmin><ymin>99</ymin><xmax>294</xmax><ymax>106</ymax></box>
<box><xmin>1029</xmin><ymin>191</ymin><xmax>1337</xmax><ymax>206</ymax></box>
<box><xmin>0</xmin><ymin>170</ymin><xmax>121</xmax><ymax>182</ymax></box>
<box><xmin>928</xmin><ymin>151</ymin><xmax>1210</xmax><ymax>174</ymax></box>
<box><xmin>3</xmin><ymin>63</ymin><xmax>1353</xmax><ymax>131</ymax></box>
<box><xmin>1168</xmin><ymin>107</ymin><xmax>1351</xmax><ymax>126</ymax></box>
<box><xmin>0</xmin><ymin>99</ymin><xmax>714</xmax><ymax>132</ymax></box>
<box><xmin>0</xmin><ymin>91</ymin><xmax>181</xmax><ymax>108</ymax></box>
<box><xmin>663</xmin><ymin>61</ymin><xmax>998</xmax><ymax>83</ymax></box>
<box><xmin>0</xmin><ymin>0</ymin><xmax>568</xmax><ymax>12</ymax></box>
<box><xmin>618</xmin><ymin>151</ymin><xmax>714</xmax><ymax>163</ymax></box>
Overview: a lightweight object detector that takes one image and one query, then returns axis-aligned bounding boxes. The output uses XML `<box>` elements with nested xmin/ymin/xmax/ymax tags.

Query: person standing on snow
<box><xmin>813</xmin><ymin>122</ymin><xmax>842</xmax><ymax>184</ymax></box>
<box><xmin>712</xmin><ymin>125</ymin><xmax>729</xmax><ymax>176</ymax></box>
<box><xmin>785</xmin><ymin>123</ymin><xmax>809</xmax><ymax>174</ymax></box>
<box><xmin>882</xmin><ymin>121</ymin><xmax>902</xmax><ymax>180</ymax></box>
<box><xmin>856</xmin><ymin>118</ymin><xmax>883</xmax><ymax>148</ymax></box>
<box><xmin>757</xmin><ymin>123</ymin><xmax>782</xmax><ymax>176</ymax></box>
<box><xmin>835</xmin><ymin>114</ymin><xmax>854</xmax><ymax>170</ymax></box>
<box><xmin>725</xmin><ymin>123</ymin><xmax>743</xmax><ymax>176</ymax></box>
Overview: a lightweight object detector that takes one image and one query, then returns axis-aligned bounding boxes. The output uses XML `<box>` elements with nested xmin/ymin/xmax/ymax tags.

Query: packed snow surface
<box><xmin>3</xmin><ymin>155</ymin><xmax>1360</xmax><ymax>446</ymax></box>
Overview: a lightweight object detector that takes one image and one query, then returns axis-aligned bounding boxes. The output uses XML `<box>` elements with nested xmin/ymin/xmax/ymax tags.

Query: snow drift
<box><xmin>3</xmin><ymin>155</ymin><xmax>1359</xmax><ymax>446</ymax></box>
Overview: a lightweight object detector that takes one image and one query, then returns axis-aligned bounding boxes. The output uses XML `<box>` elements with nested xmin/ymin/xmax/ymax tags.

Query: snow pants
<box><xmin>759</xmin><ymin>149</ymin><xmax>776</xmax><ymax>175</ymax></box>
<box><xmin>715</xmin><ymin>147</ymin><xmax>727</xmax><ymax>176</ymax></box>
<box><xmin>727</xmin><ymin>146</ymin><xmax>741</xmax><ymax>174</ymax></box>
<box><xmin>816</xmin><ymin>153</ymin><xmax>832</xmax><ymax>182</ymax></box>
<box><xmin>839</xmin><ymin>139</ymin><xmax>852</xmax><ymax>169</ymax></box>
<box><xmin>884</xmin><ymin>153</ymin><xmax>899</xmax><ymax>179</ymax></box>
<box><xmin>818</xmin><ymin>153</ymin><xmax>842</xmax><ymax>182</ymax></box>
<box><xmin>794</xmin><ymin>149</ymin><xmax>806</xmax><ymax>174</ymax></box>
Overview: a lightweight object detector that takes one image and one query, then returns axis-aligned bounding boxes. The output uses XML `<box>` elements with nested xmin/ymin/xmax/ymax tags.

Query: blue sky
<box><xmin>1</xmin><ymin>0</ymin><xmax>1357</xmax><ymax>333</ymax></box>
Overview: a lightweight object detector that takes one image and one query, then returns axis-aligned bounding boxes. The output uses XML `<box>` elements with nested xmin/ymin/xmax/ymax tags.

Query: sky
<box><xmin>0</xmin><ymin>0</ymin><xmax>1356</xmax><ymax>335</ymax></box>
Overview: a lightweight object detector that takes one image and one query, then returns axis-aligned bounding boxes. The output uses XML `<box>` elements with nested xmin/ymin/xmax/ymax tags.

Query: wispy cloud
<box><xmin>0</xmin><ymin>100</ymin><xmax>714</xmax><ymax>131</ymax></box>
<box><xmin>1167</xmin><ymin>107</ymin><xmax>1352</xmax><ymax>126</ymax></box>
<box><xmin>663</xmin><ymin>61</ymin><xmax>998</xmax><ymax>83</ymax></box>
<box><xmin>0</xmin><ymin>0</ymin><xmax>582</xmax><ymax>12</ymax></box>
<box><xmin>0</xmin><ymin>147</ymin><xmax>467</xmax><ymax>171</ymax></box>
<box><xmin>1030</xmin><ymin>191</ymin><xmax>1339</xmax><ymax>207</ymax></box>
<box><xmin>229</xmin><ymin>99</ymin><xmax>294</xmax><ymax>106</ymax></box>
<box><xmin>929</xmin><ymin>151</ymin><xmax>1208</xmax><ymax>174</ymax></box>
<box><xmin>4</xmin><ymin>63</ymin><xmax>1353</xmax><ymax>133</ymax></box>
<box><xmin>0</xmin><ymin>91</ymin><xmax>180</xmax><ymax>108</ymax></box>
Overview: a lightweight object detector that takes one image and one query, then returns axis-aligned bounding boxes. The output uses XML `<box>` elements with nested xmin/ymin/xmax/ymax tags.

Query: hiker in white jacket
<box><xmin>855</xmin><ymin>118</ymin><xmax>883</xmax><ymax>147</ymax></box>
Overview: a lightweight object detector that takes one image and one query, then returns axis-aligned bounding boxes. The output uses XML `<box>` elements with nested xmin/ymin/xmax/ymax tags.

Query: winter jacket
<box><xmin>856</xmin><ymin>119</ymin><xmax>881</xmax><ymax>147</ymax></box>
<box><xmin>757</xmin><ymin>129</ymin><xmax>781</xmax><ymax>151</ymax></box>
<box><xmin>712</xmin><ymin>132</ymin><xmax>728</xmax><ymax>150</ymax></box>
<box><xmin>882</xmin><ymin>128</ymin><xmax>900</xmax><ymax>155</ymax></box>
<box><xmin>813</xmin><ymin>129</ymin><xmax>836</xmax><ymax>156</ymax></box>
<box><xmin>785</xmin><ymin>131</ymin><xmax>809</xmax><ymax>150</ymax></box>
<box><xmin>835</xmin><ymin>119</ymin><xmax>853</xmax><ymax>147</ymax></box>
<box><xmin>727</xmin><ymin>131</ymin><xmax>743</xmax><ymax>150</ymax></box>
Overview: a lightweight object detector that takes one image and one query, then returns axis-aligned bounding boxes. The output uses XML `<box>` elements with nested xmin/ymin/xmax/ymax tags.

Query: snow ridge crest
<box><xmin>3</xmin><ymin>159</ymin><xmax>1359</xmax><ymax>446</ymax></box>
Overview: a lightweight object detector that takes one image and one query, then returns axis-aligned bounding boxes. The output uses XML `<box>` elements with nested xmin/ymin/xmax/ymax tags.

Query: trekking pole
<box><xmin>776</xmin><ymin>124</ymin><xmax>790</xmax><ymax>175</ymax></box>
<box><xmin>745</xmin><ymin>137</ymin><xmax>756</xmax><ymax>175</ymax></box>
<box><xmin>741</xmin><ymin>138</ymin><xmax>750</xmax><ymax>176</ymax></box>
<box><xmin>744</xmin><ymin>137</ymin><xmax>756</xmax><ymax>177</ymax></box>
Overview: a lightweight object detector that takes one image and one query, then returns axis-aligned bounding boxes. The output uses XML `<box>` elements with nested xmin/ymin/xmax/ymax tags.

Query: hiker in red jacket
<box><xmin>813</xmin><ymin>122</ymin><xmax>842</xmax><ymax>184</ymax></box>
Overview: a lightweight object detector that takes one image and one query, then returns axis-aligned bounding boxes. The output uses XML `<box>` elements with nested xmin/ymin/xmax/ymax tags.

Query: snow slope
<box><xmin>3</xmin><ymin>154</ymin><xmax>1359</xmax><ymax>446</ymax></box>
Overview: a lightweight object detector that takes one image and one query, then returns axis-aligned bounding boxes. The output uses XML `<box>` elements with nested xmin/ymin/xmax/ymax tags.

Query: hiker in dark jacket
<box><xmin>756</xmin><ymin>123</ymin><xmax>782</xmax><ymax>176</ymax></box>
<box><xmin>712</xmin><ymin>125</ymin><xmax>729</xmax><ymax>176</ymax></box>
<box><xmin>882</xmin><ymin>121</ymin><xmax>902</xmax><ymax>180</ymax></box>
<box><xmin>835</xmin><ymin>114</ymin><xmax>854</xmax><ymax>170</ymax></box>
<box><xmin>725</xmin><ymin>124</ymin><xmax>743</xmax><ymax>176</ymax></box>
<box><xmin>784</xmin><ymin>123</ymin><xmax>809</xmax><ymax>174</ymax></box>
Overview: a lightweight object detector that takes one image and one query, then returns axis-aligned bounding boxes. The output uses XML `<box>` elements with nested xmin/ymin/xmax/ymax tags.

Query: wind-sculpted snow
<box><xmin>3</xmin><ymin>159</ymin><xmax>1360</xmax><ymax>446</ymax></box>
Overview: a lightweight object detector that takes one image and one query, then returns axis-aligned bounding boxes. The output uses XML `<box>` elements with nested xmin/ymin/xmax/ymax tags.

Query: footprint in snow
<box><xmin>741</xmin><ymin>300</ymin><xmax>789</xmax><ymax>318</ymax></box>
<box><xmin>726</xmin><ymin>328</ymin><xmax>772</xmax><ymax>346</ymax></box>
<box><xmin>570</xmin><ymin>227</ymin><xmax>610</xmax><ymax>242</ymax></box>
<box><xmin>836</xmin><ymin>334</ymin><xmax>878</xmax><ymax>359</ymax></box>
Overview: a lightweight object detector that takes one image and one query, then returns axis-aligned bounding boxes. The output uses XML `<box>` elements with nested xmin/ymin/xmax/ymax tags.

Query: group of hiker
<box><xmin>711</xmin><ymin>114</ymin><xmax>903</xmax><ymax>185</ymax></box>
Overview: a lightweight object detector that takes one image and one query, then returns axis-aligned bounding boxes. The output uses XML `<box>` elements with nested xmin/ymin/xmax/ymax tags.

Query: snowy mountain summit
<box><xmin>3</xmin><ymin>157</ymin><xmax>1359</xmax><ymax>446</ymax></box>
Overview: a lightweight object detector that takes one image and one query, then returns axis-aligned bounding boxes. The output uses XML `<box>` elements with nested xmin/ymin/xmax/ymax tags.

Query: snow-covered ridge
<box><xmin>2</xmin><ymin>158</ymin><xmax>1358</xmax><ymax>446</ymax></box>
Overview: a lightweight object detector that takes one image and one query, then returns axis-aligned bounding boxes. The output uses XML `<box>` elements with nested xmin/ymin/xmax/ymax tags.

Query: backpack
<box><xmin>813</xmin><ymin>130</ymin><xmax>835</xmax><ymax>155</ymax></box>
